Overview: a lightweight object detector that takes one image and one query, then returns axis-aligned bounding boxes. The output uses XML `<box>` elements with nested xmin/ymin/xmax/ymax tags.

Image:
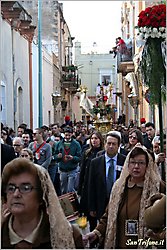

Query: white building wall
<box><xmin>1</xmin><ymin>17</ymin><xmax>30</xmax><ymax>129</ymax></box>
<box><xmin>13</xmin><ymin>31</ymin><xmax>30</xmax><ymax>128</ymax></box>
<box><xmin>1</xmin><ymin>17</ymin><xmax>13</xmax><ymax>127</ymax></box>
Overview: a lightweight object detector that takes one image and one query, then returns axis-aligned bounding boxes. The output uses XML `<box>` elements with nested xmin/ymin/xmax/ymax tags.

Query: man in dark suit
<box><xmin>143</xmin><ymin>122</ymin><xmax>155</xmax><ymax>150</ymax></box>
<box><xmin>88</xmin><ymin>131</ymin><xmax>126</xmax><ymax>222</ymax></box>
<box><xmin>1</xmin><ymin>143</ymin><xmax>16</xmax><ymax>172</ymax></box>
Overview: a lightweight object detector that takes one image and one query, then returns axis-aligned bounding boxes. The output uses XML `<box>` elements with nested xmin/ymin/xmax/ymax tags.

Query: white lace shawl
<box><xmin>35</xmin><ymin>164</ymin><xmax>75</xmax><ymax>249</ymax></box>
<box><xmin>104</xmin><ymin>145</ymin><xmax>162</xmax><ymax>249</ymax></box>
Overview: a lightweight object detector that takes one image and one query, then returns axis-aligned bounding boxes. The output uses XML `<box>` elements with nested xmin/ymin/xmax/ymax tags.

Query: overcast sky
<box><xmin>60</xmin><ymin>1</ymin><xmax>122</xmax><ymax>54</ymax></box>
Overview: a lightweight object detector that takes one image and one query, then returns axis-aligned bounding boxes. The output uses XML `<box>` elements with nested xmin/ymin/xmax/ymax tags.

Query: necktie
<box><xmin>106</xmin><ymin>159</ymin><xmax>114</xmax><ymax>198</ymax></box>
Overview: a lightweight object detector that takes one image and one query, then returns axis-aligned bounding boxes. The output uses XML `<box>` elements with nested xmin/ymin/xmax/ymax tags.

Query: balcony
<box><xmin>117</xmin><ymin>45</ymin><xmax>134</xmax><ymax>76</ymax></box>
<box><xmin>61</xmin><ymin>65</ymin><xmax>80</xmax><ymax>93</ymax></box>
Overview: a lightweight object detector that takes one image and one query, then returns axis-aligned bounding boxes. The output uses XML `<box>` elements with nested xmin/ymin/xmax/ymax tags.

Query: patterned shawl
<box><xmin>35</xmin><ymin>164</ymin><xmax>75</xmax><ymax>249</ymax></box>
<box><xmin>104</xmin><ymin>145</ymin><xmax>162</xmax><ymax>249</ymax></box>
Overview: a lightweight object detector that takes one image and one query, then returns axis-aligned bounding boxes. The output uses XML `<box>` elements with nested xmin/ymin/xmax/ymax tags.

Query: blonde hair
<box><xmin>20</xmin><ymin>148</ymin><xmax>34</xmax><ymax>161</ymax></box>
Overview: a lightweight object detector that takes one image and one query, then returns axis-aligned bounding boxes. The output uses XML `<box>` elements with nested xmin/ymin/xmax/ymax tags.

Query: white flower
<box><xmin>162</xmin><ymin>33</ymin><xmax>166</xmax><ymax>38</ymax></box>
<box><xmin>146</xmin><ymin>28</ymin><xmax>151</xmax><ymax>34</ymax></box>
<box><xmin>159</xmin><ymin>27</ymin><xmax>165</xmax><ymax>32</ymax></box>
<box><xmin>140</xmin><ymin>27</ymin><xmax>144</xmax><ymax>32</ymax></box>
<box><xmin>148</xmin><ymin>27</ymin><xmax>152</xmax><ymax>32</ymax></box>
<box><xmin>143</xmin><ymin>27</ymin><xmax>147</xmax><ymax>32</ymax></box>
<box><xmin>156</xmin><ymin>32</ymin><xmax>162</xmax><ymax>38</ymax></box>
<box><xmin>145</xmin><ymin>33</ymin><xmax>150</xmax><ymax>39</ymax></box>
<box><xmin>152</xmin><ymin>28</ymin><xmax>158</xmax><ymax>33</ymax></box>
<box><xmin>151</xmin><ymin>33</ymin><xmax>156</xmax><ymax>38</ymax></box>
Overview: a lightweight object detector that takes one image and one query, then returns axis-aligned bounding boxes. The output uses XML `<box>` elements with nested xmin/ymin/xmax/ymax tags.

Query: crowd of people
<box><xmin>1</xmin><ymin>116</ymin><xmax>166</xmax><ymax>248</ymax></box>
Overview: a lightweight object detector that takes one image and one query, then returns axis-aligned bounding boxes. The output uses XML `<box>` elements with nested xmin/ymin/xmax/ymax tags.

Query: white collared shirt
<box><xmin>9</xmin><ymin>211</ymin><xmax>43</xmax><ymax>245</ymax></box>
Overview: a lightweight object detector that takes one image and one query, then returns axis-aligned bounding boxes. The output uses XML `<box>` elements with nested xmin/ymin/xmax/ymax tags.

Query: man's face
<box><xmin>6</xmin><ymin>173</ymin><xmax>41</xmax><ymax>217</ymax></box>
<box><xmin>105</xmin><ymin>136</ymin><xmax>119</xmax><ymax>157</ymax></box>
<box><xmin>146</xmin><ymin>126</ymin><xmax>155</xmax><ymax>139</ymax></box>
<box><xmin>17</xmin><ymin>128</ymin><xmax>24</xmax><ymax>137</ymax></box>
<box><xmin>22</xmin><ymin>134</ymin><xmax>30</xmax><ymax>144</ymax></box>
<box><xmin>64</xmin><ymin>132</ymin><xmax>72</xmax><ymax>142</ymax></box>
<box><xmin>153</xmin><ymin>142</ymin><xmax>160</xmax><ymax>154</ymax></box>
<box><xmin>13</xmin><ymin>139</ymin><xmax>22</xmax><ymax>153</ymax></box>
<box><xmin>33</xmin><ymin>130</ymin><xmax>41</xmax><ymax>141</ymax></box>
<box><xmin>52</xmin><ymin>126</ymin><xmax>60</xmax><ymax>134</ymax></box>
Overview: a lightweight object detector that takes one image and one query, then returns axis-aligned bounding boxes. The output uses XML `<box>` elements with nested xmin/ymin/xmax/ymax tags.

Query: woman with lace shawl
<box><xmin>83</xmin><ymin>145</ymin><xmax>165</xmax><ymax>249</ymax></box>
<box><xmin>1</xmin><ymin>158</ymin><xmax>83</xmax><ymax>249</ymax></box>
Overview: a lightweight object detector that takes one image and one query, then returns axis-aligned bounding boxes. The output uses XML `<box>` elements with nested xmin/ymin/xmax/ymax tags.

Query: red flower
<box><xmin>137</xmin><ymin>4</ymin><xmax>166</xmax><ymax>28</ymax></box>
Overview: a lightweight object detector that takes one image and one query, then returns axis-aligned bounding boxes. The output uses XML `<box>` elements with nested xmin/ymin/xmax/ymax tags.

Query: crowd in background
<box><xmin>1</xmin><ymin>115</ymin><xmax>166</xmax><ymax>249</ymax></box>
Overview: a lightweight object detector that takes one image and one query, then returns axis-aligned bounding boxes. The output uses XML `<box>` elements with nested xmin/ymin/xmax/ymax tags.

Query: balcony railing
<box><xmin>61</xmin><ymin>65</ymin><xmax>80</xmax><ymax>91</ymax></box>
<box><xmin>117</xmin><ymin>47</ymin><xmax>134</xmax><ymax>75</ymax></box>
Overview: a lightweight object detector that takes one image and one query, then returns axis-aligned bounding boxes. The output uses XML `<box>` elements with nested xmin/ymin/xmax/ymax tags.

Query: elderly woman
<box><xmin>1</xmin><ymin>158</ymin><xmax>83</xmax><ymax>249</ymax></box>
<box><xmin>84</xmin><ymin>145</ymin><xmax>165</xmax><ymax>249</ymax></box>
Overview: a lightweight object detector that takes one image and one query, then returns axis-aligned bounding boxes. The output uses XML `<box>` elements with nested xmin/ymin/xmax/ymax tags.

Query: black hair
<box><xmin>129</xmin><ymin>147</ymin><xmax>149</xmax><ymax>166</ymax></box>
<box><xmin>145</xmin><ymin>122</ymin><xmax>155</xmax><ymax>129</ymax></box>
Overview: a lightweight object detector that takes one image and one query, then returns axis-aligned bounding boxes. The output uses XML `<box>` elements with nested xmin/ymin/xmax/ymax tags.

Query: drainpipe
<box><xmin>29</xmin><ymin>40</ymin><xmax>33</xmax><ymax>129</ymax></box>
<box><xmin>11</xmin><ymin>25</ymin><xmax>16</xmax><ymax>130</ymax></box>
<box><xmin>38</xmin><ymin>0</ymin><xmax>43</xmax><ymax>127</ymax></box>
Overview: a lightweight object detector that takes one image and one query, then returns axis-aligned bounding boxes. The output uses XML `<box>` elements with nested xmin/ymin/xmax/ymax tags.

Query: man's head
<box><xmin>105</xmin><ymin>131</ymin><xmax>121</xmax><ymax>157</ymax></box>
<box><xmin>64</xmin><ymin>127</ymin><xmax>73</xmax><ymax>142</ymax></box>
<box><xmin>152</xmin><ymin>136</ymin><xmax>160</xmax><ymax>155</ymax></box>
<box><xmin>145</xmin><ymin>122</ymin><xmax>155</xmax><ymax>140</ymax></box>
<box><xmin>13</xmin><ymin>137</ymin><xmax>24</xmax><ymax>154</ymax></box>
<box><xmin>22</xmin><ymin>133</ymin><xmax>31</xmax><ymax>147</ymax></box>
<box><xmin>33</xmin><ymin>128</ymin><xmax>45</xmax><ymax>142</ymax></box>
<box><xmin>17</xmin><ymin>126</ymin><xmax>25</xmax><ymax>138</ymax></box>
<box><xmin>51</xmin><ymin>123</ymin><xmax>60</xmax><ymax>135</ymax></box>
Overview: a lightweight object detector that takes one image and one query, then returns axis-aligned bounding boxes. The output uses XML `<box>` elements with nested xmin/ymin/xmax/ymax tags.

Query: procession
<box><xmin>1</xmin><ymin>1</ymin><xmax>166</xmax><ymax>249</ymax></box>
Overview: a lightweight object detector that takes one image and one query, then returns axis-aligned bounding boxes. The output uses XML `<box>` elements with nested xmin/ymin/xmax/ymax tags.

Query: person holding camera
<box><xmin>55</xmin><ymin>126</ymin><xmax>82</xmax><ymax>195</ymax></box>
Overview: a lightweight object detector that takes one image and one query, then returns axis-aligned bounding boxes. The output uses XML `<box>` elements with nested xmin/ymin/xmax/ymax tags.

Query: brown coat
<box><xmin>94</xmin><ymin>180</ymin><xmax>166</xmax><ymax>248</ymax></box>
<box><xmin>1</xmin><ymin>213</ymin><xmax>84</xmax><ymax>249</ymax></box>
<box><xmin>144</xmin><ymin>194</ymin><xmax>166</xmax><ymax>229</ymax></box>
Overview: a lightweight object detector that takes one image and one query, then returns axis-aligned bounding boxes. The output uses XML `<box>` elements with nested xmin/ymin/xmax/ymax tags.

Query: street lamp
<box><xmin>128</xmin><ymin>94</ymin><xmax>139</xmax><ymax>125</ymax></box>
<box><xmin>52</xmin><ymin>91</ymin><xmax>61</xmax><ymax>106</ymax></box>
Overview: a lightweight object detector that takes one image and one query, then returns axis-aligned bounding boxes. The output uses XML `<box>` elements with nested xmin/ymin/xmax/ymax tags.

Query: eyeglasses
<box><xmin>2</xmin><ymin>132</ymin><xmax>7</xmax><ymax>135</ymax></box>
<box><xmin>129</xmin><ymin>135</ymin><xmax>137</xmax><ymax>140</ymax></box>
<box><xmin>5</xmin><ymin>183</ymin><xmax>38</xmax><ymax>194</ymax></box>
<box><xmin>13</xmin><ymin>144</ymin><xmax>21</xmax><ymax>147</ymax></box>
<box><xmin>129</xmin><ymin>161</ymin><xmax>146</xmax><ymax>167</ymax></box>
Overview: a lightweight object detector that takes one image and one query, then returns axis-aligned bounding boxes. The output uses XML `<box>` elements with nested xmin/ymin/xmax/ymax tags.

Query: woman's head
<box><xmin>20</xmin><ymin>148</ymin><xmax>34</xmax><ymax>161</ymax></box>
<box><xmin>128</xmin><ymin>129</ymin><xmax>144</xmax><ymax>147</ymax></box>
<box><xmin>90</xmin><ymin>131</ymin><xmax>104</xmax><ymax>149</ymax></box>
<box><xmin>128</xmin><ymin>147</ymin><xmax>149</xmax><ymax>182</ymax></box>
<box><xmin>2</xmin><ymin>159</ymin><xmax>43</xmax><ymax>209</ymax></box>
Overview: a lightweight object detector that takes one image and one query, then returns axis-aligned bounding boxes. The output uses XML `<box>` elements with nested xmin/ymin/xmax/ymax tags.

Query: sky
<box><xmin>60</xmin><ymin>1</ymin><xmax>122</xmax><ymax>54</ymax></box>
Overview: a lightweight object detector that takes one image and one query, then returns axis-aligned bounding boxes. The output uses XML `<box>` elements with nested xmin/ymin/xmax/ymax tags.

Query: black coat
<box><xmin>1</xmin><ymin>144</ymin><xmax>16</xmax><ymax>172</ymax></box>
<box><xmin>78</xmin><ymin>147</ymin><xmax>103</xmax><ymax>215</ymax></box>
<box><xmin>143</xmin><ymin>135</ymin><xmax>153</xmax><ymax>150</ymax></box>
<box><xmin>88</xmin><ymin>153</ymin><xmax>126</xmax><ymax>219</ymax></box>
